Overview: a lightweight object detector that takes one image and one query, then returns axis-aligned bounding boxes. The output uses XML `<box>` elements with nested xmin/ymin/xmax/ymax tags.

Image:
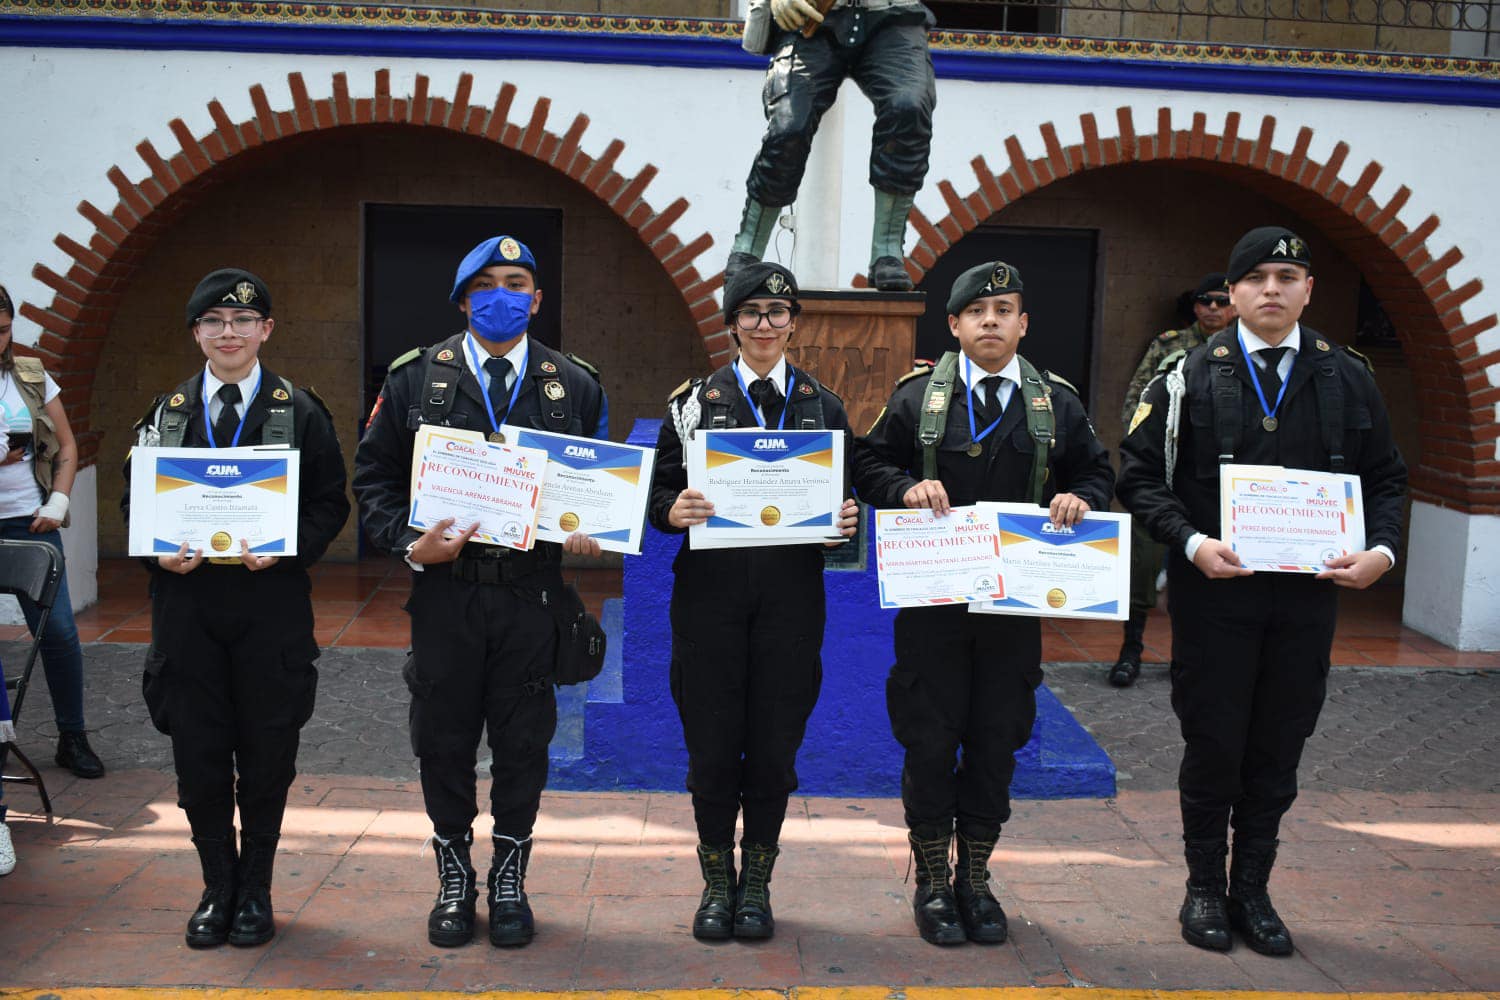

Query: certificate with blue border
<box><xmin>500</xmin><ymin>425</ymin><xmax>655</xmax><ymax>555</ymax></box>
<box><xmin>968</xmin><ymin>503</ymin><xmax>1131</xmax><ymax>621</ymax></box>
<box><xmin>685</xmin><ymin>428</ymin><xmax>844</xmax><ymax>550</ymax></box>
<box><xmin>127</xmin><ymin>445</ymin><xmax>300</xmax><ymax>557</ymax></box>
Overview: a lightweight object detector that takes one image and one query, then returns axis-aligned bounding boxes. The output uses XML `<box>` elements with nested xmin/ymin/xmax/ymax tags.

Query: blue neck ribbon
<box><xmin>202</xmin><ymin>370</ymin><xmax>262</xmax><ymax>449</ymax></box>
<box><xmin>964</xmin><ymin>355</ymin><xmax>1006</xmax><ymax>449</ymax></box>
<box><xmin>732</xmin><ymin>362</ymin><xmax>795</xmax><ymax>430</ymax></box>
<box><xmin>1237</xmin><ymin>328</ymin><xmax>1291</xmax><ymax>426</ymax></box>
<box><xmin>466</xmin><ymin>335</ymin><xmax>528</xmax><ymax>434</ymax></box>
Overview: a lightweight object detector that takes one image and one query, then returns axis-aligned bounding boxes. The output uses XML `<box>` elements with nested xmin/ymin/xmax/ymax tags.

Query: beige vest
<box><xmin>8</xmin><ymin>356</ymin><xmax>67</xmax><ymax>526</ymax></box>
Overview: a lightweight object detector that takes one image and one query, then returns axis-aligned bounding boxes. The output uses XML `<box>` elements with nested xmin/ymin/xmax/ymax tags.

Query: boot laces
<box><xmin>740</xmin><ymin>849</ymin><xmax>774</xmax><ymax>908</ymax></box>
<box><xmin>426</xmin><ymin>835</ymin><xmax>473</xmax><ymax>905</ymax></box>
<box><xmin>491</xmin><ymin>838</ymin><xmax>527</xmax><ymax>904</ymax></box>
<box><xmin>909</xmin><ymin>836</ymin><xmax>953</xmax><ymax>888</ymax></box>
<box><xmin>701</xmin><ymin>849</ymin><xmax>733</xmax><ymax>904</ymax></box>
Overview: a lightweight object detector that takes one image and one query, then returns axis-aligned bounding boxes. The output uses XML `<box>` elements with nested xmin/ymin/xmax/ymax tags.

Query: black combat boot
<box><xmin>1109</xmin><ymin>612</ymin><xmax>1147</xmax><ymax>687</ymax></box>
<box><xmin>487</xmin><ymin>834</ymin><xmax>535</xmax><ymax>947</ymax></box>
<box><xmin>909</xmin><ymin>832</ymin><xmax>965</xmax><ymax>946</ymax></box>
<box><xmin>953</xmin><ymin>830</ymin><xmax>1008</xmax><ymax>944</ymax></box>
<box><xmin>228</xmin><ymin>832</ymin><xmax>278</xmax><ymax>947</ymax></box>
<box><xmin>1179</xmin><ymin>839</ymin><xmax>1232</xmax><ymax>952</ymax></box>
<box><xmin>1229</xmin><ymin>837</ymin><xmax>1294</xmax><ymax>956</ymax></box>
<box><xmin>427</xmin><ymin>830</ymin><xmax>478</xmax><ymax>947</ymax></box>
<box><xmin>733</xmin><ymin>842</ymin><xmax>779</xmax><ymax>939</ymax></box>
<box><xmin>693</xmin><ymin>843</ymin><xmax>736</xmax><ymax>941</ymax></box>
<box><xmin>186</xmin><ymin>833</ymin><xmax>238</xmax><ymax>949</ymax></box>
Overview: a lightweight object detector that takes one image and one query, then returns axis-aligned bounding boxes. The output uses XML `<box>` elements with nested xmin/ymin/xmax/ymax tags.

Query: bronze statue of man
<box><xmin>730</xmin><ymin>0</ymin><xmax>937</xmax><ymax>291</ymax></box>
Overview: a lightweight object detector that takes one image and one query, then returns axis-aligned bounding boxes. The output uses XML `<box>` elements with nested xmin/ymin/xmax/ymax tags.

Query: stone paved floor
<box><xmin>1</xmin><ymin>644</ymin><xmax>1496</xmax><ymax>992</ymax></box>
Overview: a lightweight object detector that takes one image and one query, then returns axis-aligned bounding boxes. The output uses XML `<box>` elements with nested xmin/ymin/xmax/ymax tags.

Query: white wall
<box><xmin>1404</xmin><ymin>501</ymin><xmax>1500</xmax><ymax>650</ymax></box>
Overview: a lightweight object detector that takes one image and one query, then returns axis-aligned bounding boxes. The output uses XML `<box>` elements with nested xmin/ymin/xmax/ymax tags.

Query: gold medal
<box><xmin>1262</xmin><ymin>417</ymin><xmax>1278</xmax><ymax>432</ymax></box>
<box><xmin>488</xmin><ymin>431</ymin><xmax>506</xmax><ymax>443</ymax></box>
<box><xmin>967</xmin><ymin>442</ymin><xmax>983</xmax><ymax>457</ymax></box>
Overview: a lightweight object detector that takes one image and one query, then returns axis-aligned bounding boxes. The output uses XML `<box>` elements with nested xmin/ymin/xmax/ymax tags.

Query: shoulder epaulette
<box><xmin>1155</xmin><ymin>347</ymin><xmax>1187</xmax><ymax>373</ymax></box>
<box><xmin>1156</xmin><ymin>328</ymin><xmax>1178</xmax><ymax>342</ymax></box>
<box><xmin>303</xmin><ymin>385</ymin><xmax>333</xmax><ymax>418</ymax></box>
<box><xmin>666</xmin><ymin>379</ymin><xmax>693</xmax><ymax>403</ymax></box>
<box><xmin>1343</xmin><ymin>345</ymin><xmax>1376</xmax><ymax>374</ymax></box>
<box><xmin>389</xmin><ymin>347</ymin><xmax>423</xmax><ymax>372</ymax></box>
<box><xmin>565</xmin><ymin>351</ymin><xmax>601</xmax><ymax>382</ymax></box>
<box><xmin>820</xmin><ymin>382</ymin><xmax>843</xmax><ymax>403</ymax></box>
<box><xmin>895</xmin><ymin>364</ymin><xmax>933</xmax><ymax>387</ymax></box>
<box><xmin>1044</xmin><ymin>370</ymin><xmax>1078</xmax><ymax>395</ymax></box>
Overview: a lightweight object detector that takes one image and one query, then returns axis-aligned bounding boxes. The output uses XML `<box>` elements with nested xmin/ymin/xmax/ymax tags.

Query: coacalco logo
<box><xmin>205</xmin><ymin>464</ymin><xmax>241</xmax><ymax>476</ymax></box>
<box><xmin>753</xmin><ymin>437</ymin><xmax>788</xmax><ymax>450</ymax></box>
<box><xmin>563</xmin><ymin>444</ymin><xmax>597</xmax><ymax>460</ymax></box>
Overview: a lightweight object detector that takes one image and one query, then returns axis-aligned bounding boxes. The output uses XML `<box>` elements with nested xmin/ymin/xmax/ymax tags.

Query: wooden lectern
<box><xmin>785</xmin><ymin>289</ymin><xmax>927</xmax><ymax>436</ymax></box>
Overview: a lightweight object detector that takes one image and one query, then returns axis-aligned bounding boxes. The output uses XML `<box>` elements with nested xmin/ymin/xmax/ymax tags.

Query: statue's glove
<box><xmin>771</xmin><ymin>0</ymin><xmax>823</xmax><ymax>31</ymax></box>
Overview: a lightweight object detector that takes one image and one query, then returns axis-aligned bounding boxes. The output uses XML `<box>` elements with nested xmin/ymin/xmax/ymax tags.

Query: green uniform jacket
<box><xmin>1121</xmin><ymin>321</ymin><xmax>1210</xmax><ymax>428</ymax></box>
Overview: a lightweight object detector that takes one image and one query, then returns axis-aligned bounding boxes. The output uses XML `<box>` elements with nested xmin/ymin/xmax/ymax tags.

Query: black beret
<box><xmin>946</xmin><ymin>260</ymin><xmax>1024</xmax><ymax>315</ymax></box>
<box><xmin>1192</xmin><ymin>273</ymin><xmax>1228</xmax><ymax>298</ymax></box>
<box><xmin>723</xmin><ymin>262</ymin><xmax>799</xmax><ymax>324</ymax></box>
<box><xmin>186</xmin><ymin>268</ymin><xmax>272</xmax><ymax>327</ymax></box>
<box><xmin>1226</xmin><ymin>227</ymin><xmax>1312</xmax><ymax>284</ymax></box>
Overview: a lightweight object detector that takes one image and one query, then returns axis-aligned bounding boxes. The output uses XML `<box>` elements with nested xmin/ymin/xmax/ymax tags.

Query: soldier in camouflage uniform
<box><xmin>1109</xmin><ymin>273</ymin><xmax>1235</xmax><ymax>687</ymax></box>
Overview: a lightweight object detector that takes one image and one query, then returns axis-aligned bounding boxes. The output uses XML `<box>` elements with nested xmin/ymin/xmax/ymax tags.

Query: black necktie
<box><xmin>484</xmin><ymin>356</ymin><xmax>513</xmax><ymax>420</ymax></box>
<box><xmin>1256</xmin><ymin>347</ymin><xmax>1288</xmax><ymax>399</ymax></box>
<box><xmin>749</xmin><ymin>378</ymin><xmax>783</xmax><ymax>425</ymax></box>
<box><xmin>212</xmin><ymin>383</ymin><xmax>242</xmax><ymax>447</ymax></box>
<box><xmin>976</xmin><ymin>375</ymin><xmax>1004</xmax><ymax>425</ymax></box>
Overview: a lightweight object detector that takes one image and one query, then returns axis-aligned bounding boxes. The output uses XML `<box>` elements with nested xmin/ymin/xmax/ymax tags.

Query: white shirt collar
<box><xmin>202</xmin><ymin>361</ymin><xmax>261</xmax><ymax>416</ymax></box>
<box><xmin>1238</xmin><ymin>322</ymin><xmax>1301</xmax><ymax>359</ymax></box>
<box><xmin>735</xmin><ymin>355</ymin><xmax>789</xmax><ymax>397</ymax></box>
<box><xmin>465</xmin><ymin>332</ymin><xmax>529</xmax><ymax>388</ymax></box>
<box><xmin>960</xmin><ymin>352</ymin><xmax>1021</xmax><ymax>393</ymax></box>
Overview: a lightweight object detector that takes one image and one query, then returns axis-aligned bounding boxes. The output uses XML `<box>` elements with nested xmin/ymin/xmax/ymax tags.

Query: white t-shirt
<box><xmin>0</xmin><ymin>366</ymin><xmax>60</xmax><ymax>518</ymax></box>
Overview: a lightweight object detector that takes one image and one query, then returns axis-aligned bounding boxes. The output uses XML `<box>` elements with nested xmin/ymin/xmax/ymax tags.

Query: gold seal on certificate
<box><xmin>210</xmin><ymin>531</ymin><xmax>233</xmax><ymax>552</ymax></box>
<box><xmin>760</xmin><ymin>506</ymin><xmax>782</xmax><ymax>526</ymax></box>
<box><xmin>558</xmin><ymin>511</ymin><xmax>580</xmax><ymax>532</ymax></box>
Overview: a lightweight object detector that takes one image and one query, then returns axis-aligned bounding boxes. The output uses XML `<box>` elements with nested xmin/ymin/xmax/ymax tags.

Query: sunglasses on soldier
<box><xmin>1195</xmin><ymin>294</ymin><xmax>1231</xmax><ymax>308</ymax></box>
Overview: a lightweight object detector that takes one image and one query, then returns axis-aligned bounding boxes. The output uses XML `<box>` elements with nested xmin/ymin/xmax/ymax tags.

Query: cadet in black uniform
<box><xmin>1117</xmin><ymin>227</ymin><xmax>1406</xmax><ymax>956</ymax></box>
<box><xmin>352</xmin><ymin>236</ymin><xmax>607</xmax><ymax>950</ymax></box>
<box><xmin>651</xmin><ymin>262</ymin><xmax>859</xmax><ymax>941</ymax></box>
<box><xmin>854</xmin><ymin>261</ymin><xmax>1114</xmax><ymax>947</ymax></box>
<box><xmin>124</xmin><ymin>268</ymin><xmax>350</xmax><ymax>949</ymax></box>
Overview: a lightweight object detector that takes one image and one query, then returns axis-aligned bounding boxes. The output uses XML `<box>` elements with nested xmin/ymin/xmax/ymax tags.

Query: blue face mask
<box><xmin>467</xmin><ymin>286</ymin><xmax>534</xmax><ymax>342</ymax></box>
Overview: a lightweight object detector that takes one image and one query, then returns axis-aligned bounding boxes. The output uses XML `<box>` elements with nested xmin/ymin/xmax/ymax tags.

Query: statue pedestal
<box><xmin>786</xmin><ymin>290</ymin><xmax>926</xmax><ymax>437</ymax></box>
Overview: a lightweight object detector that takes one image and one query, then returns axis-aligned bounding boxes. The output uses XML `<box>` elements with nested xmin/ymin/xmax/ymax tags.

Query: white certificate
<box><xmin>1220</xmin><ymin>463</ymin><xmax>1365</xmax><ymax>573</ymax></box>
<box><xmin>969</xmin><ymin>503</ymin><xmax>1131</xmax><ymax>620</ymax></box>
<box><xmin>873</xmin><ymin>506</ymin><xmax>1006</xmax><ymax>608</ymax></box>
<box><xmin>408</xmin><ymin>425</ymin><xmax>545</xmax><ymax>551</ymax></box>
<box><xmin>686</xmin><ymin>429</ymin><xmax>844</xmax><ymax>550</ymax></box>
<box><xmin>128</xmin><ymin>446</ymin><xmax>300</xmax><ymax>557</ymax></box>
<box><xmin>498</xmin><ymin>425</ymin><xmax>655</xmax><ymax>555</ymax></box>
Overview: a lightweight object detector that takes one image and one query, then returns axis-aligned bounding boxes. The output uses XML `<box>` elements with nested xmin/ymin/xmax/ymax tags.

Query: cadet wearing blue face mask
<box><xmin>353</xmin><ymin>235</ymin><xmax>608</xmax><ymax>950</ymax></box>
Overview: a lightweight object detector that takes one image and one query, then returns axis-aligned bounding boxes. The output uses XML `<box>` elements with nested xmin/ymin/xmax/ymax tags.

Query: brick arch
<box><xmin>858</xmin><ymin>107</ymin><xmax>1499</xmax><ymax>515</ymax></box>
<box><xmin>19</xmin><ymin>68</ymin><xmax>726</xmax><ymax>465</ymax></box>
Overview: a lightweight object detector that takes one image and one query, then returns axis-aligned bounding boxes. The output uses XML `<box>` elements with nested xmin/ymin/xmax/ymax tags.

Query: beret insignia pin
<box><xmin>540</xmin><ymin>360</ymin><xmax>558</xmax><ymax>374</ymax></box>
<box><xmin>272</xmin><ymin>387</ymin><xmax>291</xmax><ymax>401</ymax></box>
<box><xmin>169</xmin><ymin>393</ymin><xmax>186</xmax><ymax>407</ymax></box>
<box><xmin>234</xmin><ymin>281</ymin><xmax>257</xmax><ymax>304</ymax></box>
<box><xmin>499</xmin><ymin>237</ymin><xmax>522</xmax><ymax>261</ymax></box>
<box><xmin>1212</xmin><ymin>345</ymin><xmax>1230</xmax><ymax>358</ymax></box>
<box><xmin>543</xmin><ymin>380</ymin><xmax>566</xmax><ymax>401</ymax></box>
<box><xmin>765</xmin><ymin>273</ymin><xmax>790</xmax><ymax>295</ymax></box>
<box><xmin>435</xmin><ymin>349</ymin><xmax>455</xmax><ymax>362</ymax></box>
<box><xmin>985</xmin><ymin>264</ymin><xmax>1010</xmax><ymax>291</ymax></box>
<box><xmin>1288</xmin><ymin>237</ymin><xmax>1308</xmax><ymax>259</ymax></box>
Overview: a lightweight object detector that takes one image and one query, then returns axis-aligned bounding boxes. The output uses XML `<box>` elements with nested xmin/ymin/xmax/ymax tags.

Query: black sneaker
<box><xmin>56</xmin><ymin>731</ymin><xmax>105</xmax><ymax>779</ymax></box>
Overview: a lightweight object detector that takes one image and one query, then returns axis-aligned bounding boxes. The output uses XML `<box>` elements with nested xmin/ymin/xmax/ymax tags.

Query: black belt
<box><xmin>451</xmin><ymin>547</ymin><xmax>557</xmax><ymax>585</ymax></box>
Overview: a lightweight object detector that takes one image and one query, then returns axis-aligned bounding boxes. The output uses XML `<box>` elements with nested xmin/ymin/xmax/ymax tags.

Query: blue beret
<box><xmin>450</xmin><ymin>236</ymin><xmax>537</xmax><ymax>302</ymax></box>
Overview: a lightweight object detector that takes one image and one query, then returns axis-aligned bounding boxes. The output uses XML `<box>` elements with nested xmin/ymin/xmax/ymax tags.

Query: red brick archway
<box><xmin>18</xmin><ymin>68</ymin><xmax>726</xmax><ymax>465</ymax></box>
<box><xmin>858</xmin><ymin>107</ymin><xmax>1499</xmax><ymax>514</ymax></box>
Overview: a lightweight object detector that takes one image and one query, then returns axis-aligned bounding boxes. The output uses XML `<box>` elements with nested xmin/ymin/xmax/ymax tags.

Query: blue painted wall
<box><xmin>547</xmin><ymin>419</ymin><xmax>1114</xmax><ymax>800</ymax></box>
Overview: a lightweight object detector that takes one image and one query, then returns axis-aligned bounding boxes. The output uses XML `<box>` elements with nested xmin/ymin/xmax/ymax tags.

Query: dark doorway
<box><xmin>361</xmin><ymin>203</ymin><xmax>565</xmax><ymax>418</ymax></box>
<box><xmin>914</xmin><ymin>225</ymin><xmax>1100</xmax><ymax>406</ymax></box>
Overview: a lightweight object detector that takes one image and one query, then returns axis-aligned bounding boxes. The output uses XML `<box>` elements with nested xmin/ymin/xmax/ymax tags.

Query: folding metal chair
<box><xmin>0</xmin><ymin>538</ymin><xmax>64</xmax><ymax>815</ymax></box>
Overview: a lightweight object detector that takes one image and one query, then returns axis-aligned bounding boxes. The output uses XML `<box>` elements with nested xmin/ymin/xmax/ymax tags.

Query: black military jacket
<box><xmin>353</xmin><ymin>332</ymin><xmax>606</xmax><ymax>556</ymax></box>
<box><xmin>853</xmin><ymin>357</ymin><xmax>1114</xmax><ymax>512</ymax></box>
<box><xmin>122</xmin><ymin>364</ymin><xmax>351</xmax><ymax>571</ymax></box>
<box><xmin>1116</xmin><ymin>325</ymin><xmax>1407</xmax><ymax>554</ymax></box>
<box><xmin>648</xmin><ymin>360</ymin><xmax>851</xmax><ymax>538</ymax></box>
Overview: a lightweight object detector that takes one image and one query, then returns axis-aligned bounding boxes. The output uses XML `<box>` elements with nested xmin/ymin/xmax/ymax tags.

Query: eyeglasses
<box><xmin>195</xmin><ymin>315</ymin><xmax>265</xmax><ymax>339</ymax></box>
<box><xmin>1195</xmin><ymin>295</ymin><xmax>1231</xmax><ymax>308</ymax></box>
<box><xmin>732</xmin><ymin>305</ymin><xmax>797</xmax><ymax>331</ymax></box>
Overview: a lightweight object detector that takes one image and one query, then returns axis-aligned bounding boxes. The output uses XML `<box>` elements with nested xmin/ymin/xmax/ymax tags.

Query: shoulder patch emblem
<box><xmin>271</xmin><ymin>387</ymin><xmax>291</xmax><ymax>401</ymax></box>
<box><xmin>1030</xmin><ymin>395</ymin><xmax>1051</xmax><ymax>410</ymax></box>
<box><xmin>925</xmin><ymin>390</ymin><xmax>946</xmax><ymax>414</ymax></box>
<box><xmin>435</xmin><ymin>348</ymin><xmax>455</xmax><ymax>362</ymax></box>
<box><xmin>1212</xmin><ymin>345</ymin><xmax>1230</xmax><ymax>358</ymax></box>
<box><xmin>799</xmin><ymin>383</ymin><xmax>815</xmax><ymax>396</ymax></box>
<box><xmin>1316</xmin><ymin>339</ymin><xmax>1330</xmax><ymax>351</ymax></box>
<box><xmin>1128</xmin><ymin>401</ymin><xmax>1152</xmax><ymax>435</ymax></box>
<box><xmin>543</xmin><ymin>380</ymin><xmax>566</xmax><ymax>401</ymax></box>
<box><xmin>540</xmin><ymin>360</ymin><xmax>558</xmax><ymax>374</ymax></box>
<box><xmin>704</xmin><ymin>387</ymin><xmax>723</xmax><ymax>401</ymax></box>
<box><xmin>168</xmin><ymin>393</ymin><xmax>186</xmax><ymax>408</ymax></box>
